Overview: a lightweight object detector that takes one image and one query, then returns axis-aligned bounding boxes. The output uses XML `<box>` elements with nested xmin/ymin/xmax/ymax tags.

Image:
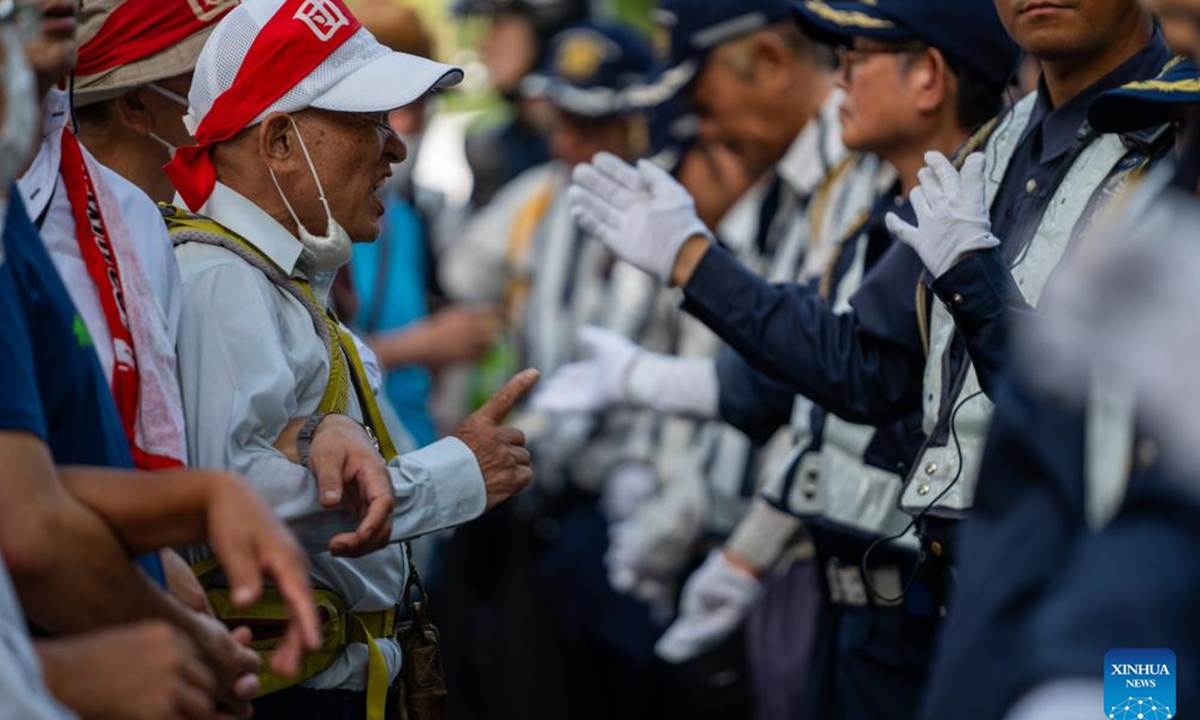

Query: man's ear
<box><xmin>911</xmin><ymin>47</ymin><xmax>951</xmax><ymax>115</ymax></box>
<box><xmin>113</xmin><ymin>89</ymin><xmax>154</xmax><ymax>135</ymax></box>
<box><xmin>752</xmin><ymin>31</ymin><xmax>792</xmax><ymax>91</ymax></box>
<box><xmin>258</xmin><ymin>112</ymin><xmax>297</xmax><ymax>173</ymax></box>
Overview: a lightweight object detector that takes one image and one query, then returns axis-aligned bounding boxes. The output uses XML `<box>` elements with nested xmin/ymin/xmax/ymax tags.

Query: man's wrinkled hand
<box><xmin>453</xmin><ymin>369</ymin><xmax>539</xmax><ymax>510</ymax></box>
<box><xmin>162</xmin><ymin>547</ymin><xmax>214</xmax><ymax>616</ymax></box>
<box><xmin>37</xmin><ymin>620</ymin><xmax>219</xmax><ymax>720</ymax></box>
<box><xmin>306</xmin><ymin>414</ymin><xmax>395</xmax><ymax>557</ymax></box>
<box><xmin>174</xmin><ymin>610</ymin><xmax>259</xmax><ymax>719</ymax></box>
<box><xmin>274</xmin><ymin>414</ymin><xmax>395</xmax><ymax>557</ymax></box>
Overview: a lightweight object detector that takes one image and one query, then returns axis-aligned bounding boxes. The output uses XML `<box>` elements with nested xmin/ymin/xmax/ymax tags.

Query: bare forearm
<box><xmin>9</xmin><ymin>492</ymin><xmax>196</xmax><ymax>634</ymax></box>
<box><xmin>367</xmin><ymin>322</ymin><xmax>434</xmax><ymax>369</ymax></box>
<box><xmin>0</xmin><ymin>435</ymin><xmax>211</xmax><ymax>649</ymax></box>
<box><xmin>368</xmin><ymin>306</ymin><xmax>498</xmax><ymax>369</ymax></box>
<box><xmin>59</xmin><ymin>466</ymin><xmax>215</xmax><ymax>553</ymax></box>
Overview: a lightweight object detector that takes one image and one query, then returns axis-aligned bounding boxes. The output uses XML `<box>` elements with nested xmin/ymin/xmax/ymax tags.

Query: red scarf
<box><xmin>59</xmin><ymin>130</ymin><xmax>181</xmax><ymax>469</ymax></box>
<box><xmin>77</xmin><ymin>0</ymin><xmax>239</xmax><ymax>77</ymax></box>
<box><xmin>165</xmin><ymin>0</ymin><xmax>360</xmax><ymax>211</ymax></box>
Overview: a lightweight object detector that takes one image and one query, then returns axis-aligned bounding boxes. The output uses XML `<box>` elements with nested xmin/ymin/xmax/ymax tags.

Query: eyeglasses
<box><xmin>835</xmin><ymin>43</ymin><xmax>928</xmax><ymax>77</ymax></box>
<box><xmin>311</xmin><ymin>109</ymin><xmax>398</xmax><ymax>140</ymax></box>
<box><xmin>347</xmin><ymin>112</ymin><xmax>394</xmax><ymax>134</ymax></box>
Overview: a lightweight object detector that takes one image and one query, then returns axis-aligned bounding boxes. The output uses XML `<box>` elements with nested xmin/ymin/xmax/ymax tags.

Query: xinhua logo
<box><xmin>1105</xmin><ymin>648</ymin><xmax>1176</xmax><ymax>719</ymax></box>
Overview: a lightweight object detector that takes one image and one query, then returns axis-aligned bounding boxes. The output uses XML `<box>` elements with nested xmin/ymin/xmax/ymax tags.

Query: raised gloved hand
<box><xmin>530</xmin><ymin>326</ymin><xmax>639</xmax><ymax>413</ymax></box>
<box><xmin>655</xmin><ymin>550</ymin><xmax>763</xmax><ymax>663</ymax></box>
<box><xmin>568</xmin><ymin>151</ymin><xmax>714</xmax><ymax>285</ymax></box>
<box><xmin>531</xmin><ymin>325</ymin><xmax>721</xmax><ymax>418</ymax></box>
<box><xmin>885</xmin><ymin>151</ymin><xmax>999</xmax><ymax>278</ymax></box>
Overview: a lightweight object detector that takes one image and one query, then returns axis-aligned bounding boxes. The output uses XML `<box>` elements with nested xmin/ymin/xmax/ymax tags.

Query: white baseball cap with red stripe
<box><xmin>169</xmin><ymin>0</ymin><xmax>464</xmax><ymax>210</ymax></box>
<box><xmin>186</xmin><ymin>0</ymin><xmax>463</xmax><ymax>133</ymax></box>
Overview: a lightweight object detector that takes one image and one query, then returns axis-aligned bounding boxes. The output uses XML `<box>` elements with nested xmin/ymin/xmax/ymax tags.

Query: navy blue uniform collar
<box><xmin>1024</xmin><ymin>28</ymin><xmax>1170</xmax><ymax>163</ymax></box>
<box><xmin>878</xmin><ymin>186</ymin><xmax>912</xmax><ymax>225</ymax></box>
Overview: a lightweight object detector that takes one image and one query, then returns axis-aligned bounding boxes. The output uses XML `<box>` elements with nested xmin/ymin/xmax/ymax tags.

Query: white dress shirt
<box><xmin>174</xmin><ymin>181</ymin><xmax>486</xmax><ymax>690</ymax></box>
<box><xmin>18</xmin><ymin>90</ymin><xmax>182</xmax><ymax>372</ymax></box>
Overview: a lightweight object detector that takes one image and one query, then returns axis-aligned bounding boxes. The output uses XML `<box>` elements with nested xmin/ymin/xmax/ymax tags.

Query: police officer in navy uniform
<box><xmin>539</xmin><ymin>2</ymin><xmax>1016</xmax><ymax>718</ymax></box>
<box><xmin>565</xmin><ymin>0</ymin><xmax>1171</xmax><ymax>625</ymax></box>
<box><xmin>453</xmin><ymin>0</ymin><xmax>589</xmax><ymax>208</ymax></box>
<box><xmin>917</xmin><ymin>54</ymin><xmax>1200</xmax><ymax>720</ymax></box>
<box><xmin>707</xmin><ymin>2</ymin><xmax>1019</xmax><ymax>718</ymax></box>
<box><xmin>435</xmin><ymin>20</ymin><xmax>687</xmax><ymax>720</ymax></box>
<box><xmin>603</xmin><ymin>0</ymin><xmax>848</xmax><ymax>585</ymax></box>
<box><xmin>534</xmin><ymin>7</ymin><xmax>850</xmax><ymax>706</ymax></box>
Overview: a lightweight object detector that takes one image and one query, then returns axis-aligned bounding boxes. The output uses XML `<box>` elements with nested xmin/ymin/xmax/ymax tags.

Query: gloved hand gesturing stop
<box><xmin>885</xmin><ymin>151</ymin><xmax>999</xmax><ymax>278</ymax></box>
<box><xmin>654</xmin><ymin>550</ymin><xmax>763</xmax><ymax>663</ymax></box>
<box><xmin>568</xmin><ymin>151</ymin><xmax>714</xmax><ymax>285</ymax></box>
<box><xmin>530</xmin><ymin>326</ymin><xmax>639</xmax><ymax>414</ymax></box>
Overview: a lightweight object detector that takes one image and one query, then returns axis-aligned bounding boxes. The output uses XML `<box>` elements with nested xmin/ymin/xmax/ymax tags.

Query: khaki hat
<box><xmin>74</xmin><ymin>0</ymin><xmax>240</xmax><ymax>106</ymax></box>
<box><xmin>352</xmin><ymin>0</ymin><xmax>434</xmax><ymax>59</ymax></box>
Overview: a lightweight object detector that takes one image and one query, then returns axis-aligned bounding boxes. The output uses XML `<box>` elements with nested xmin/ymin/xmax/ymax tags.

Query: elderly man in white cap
<box><xmin>165</xmin><ymin>0</ymin><xmax>538</xmax><ymax>717</ymax></box>
<box><xmin>71</xmin><ymin>0</ymin><xmax>420</xmax><ymax>559</ymax></box>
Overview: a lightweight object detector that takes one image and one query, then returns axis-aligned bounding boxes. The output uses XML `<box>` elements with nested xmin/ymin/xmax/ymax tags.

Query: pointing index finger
<box><xmin>478</xmin><ymin>368</ymin><xmax>540</xmax><ymax>423</ymax></box>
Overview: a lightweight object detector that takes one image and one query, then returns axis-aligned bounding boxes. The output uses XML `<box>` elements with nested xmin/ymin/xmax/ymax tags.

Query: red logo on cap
<box><xmin>294</xmin><ymin>0</ymin><xmax>349</xmax><ymax>41</ymax></box>
<box><xmin>185</xmin><ymin>0</ymin><xmax>239</xmax><ymax>22</ymax></box>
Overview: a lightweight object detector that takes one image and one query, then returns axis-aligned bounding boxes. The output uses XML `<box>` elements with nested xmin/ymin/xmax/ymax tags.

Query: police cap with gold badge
<box><xmin>622</xmin><ymin>0</ymin><xmax>793</xmax><ymax>109</ymax></box>
<box><xmin>1089</xmin><ymin>55</ymin><xmax>1200</xmax><ymax>133</ymax></box>
<box><xmin>791</xmin><ymin>0</ymin><xmax>1020</xmax><ymax>92</ymax></box>
<box><xmin>520</xmin><ymin>20</ymin><xmax>654</xmax><ymax>117</ymax></box>
<box><xmin>452</xmin><ymin>0</ymin><xmax>587</xmax><ymax>37</ymax></box>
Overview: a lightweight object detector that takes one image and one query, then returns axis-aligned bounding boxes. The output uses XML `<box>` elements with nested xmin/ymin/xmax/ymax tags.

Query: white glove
<box><xmin>626</xmin><ymin>353</ymin><xmax>720</xmax><ymax>419</ymax></box>
<box><xmin>531</xmin><ymin>325</ymin><xmax>721</xmax><ymax>418</ymax></box>
<box><xmin>529</xmin><ymin>326</ymin><xmax>639</xmax><ymax>413</ymax></box>
<box><xmin>605</xmin><ymin>484</ymin><xmax>703</xmax><ymax>601</ymax></box>
<box><xmin>885</xmin><ymin>151</ymin><xmax>999</xmax><ymax>278</ymax></box>
<box><xmin>655</xmin><ymin>550</ymin><xmax>762</xmax><ymax>663</ymax></box>
<box><xmin>606</xmin><ymin>518</ymin><xmax>676</xmax><ymax>596</ymax></box>
<box><xmin>606</xmin><ymin>517</ymin><xmax>676</xmax><ymax>622</ymax></box>
<box><xmin>601</xmin><ymin>462</ymin><xmax>659</xmax><ymax>524</ymax></box>
<box><xmin>568</xmin><ymin>151</ymin><xmax>714</xmax><ymax>285</ymax></box>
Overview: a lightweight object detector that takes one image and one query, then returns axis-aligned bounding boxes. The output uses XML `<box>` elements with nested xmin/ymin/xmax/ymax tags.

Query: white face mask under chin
<box><xmin>148</xmin><ymin>131</ymin><xmax>177</xmax><ymax>157</ymax></box>
<box><xmin>144</xmin><ymin>83</ymin><xmax>187</xmax><ymax>158</ymax></box>
<box><xmin>268</xmin><ymin>117</ymin><xmax>352</xmax><ymax>272</ymax></box>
